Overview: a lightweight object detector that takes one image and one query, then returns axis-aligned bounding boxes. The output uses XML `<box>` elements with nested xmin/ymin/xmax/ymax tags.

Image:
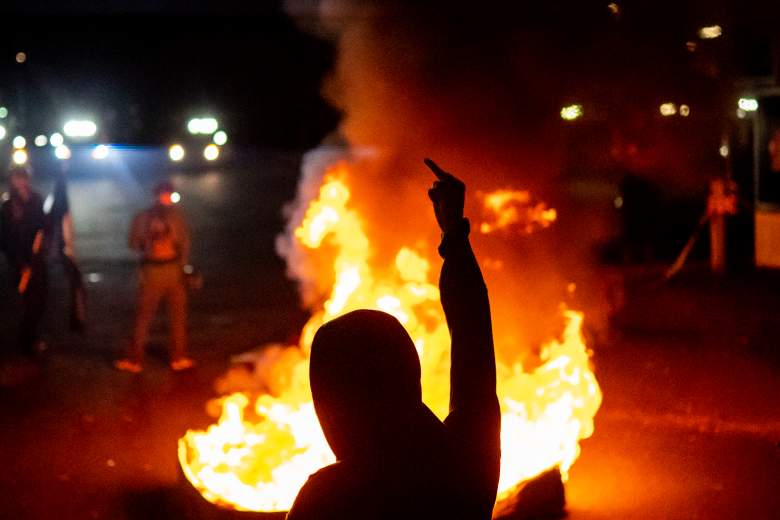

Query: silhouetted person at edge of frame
<box><xmin>1</xmin><ymin>167</ymin><xmax>48</xmax><ymax>357</ymax></box>
<box><xmin>286</xmin><ymin>159</ymin><xmax>501</xmax><ymax>520</ymax></box>
<box><xmin>115</xmin><ymin>181</ymin><xmax>194</xmax><ymax>373</ymax></box>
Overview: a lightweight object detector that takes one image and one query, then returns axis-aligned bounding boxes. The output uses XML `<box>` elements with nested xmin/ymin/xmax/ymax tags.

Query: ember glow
<box><xmin>178</xmin><ymin>161</ymin><xmax>601</xmax><ymax>513</ymax></box>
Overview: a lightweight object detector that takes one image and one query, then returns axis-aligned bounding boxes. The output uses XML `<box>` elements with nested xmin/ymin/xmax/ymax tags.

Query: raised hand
<box><xmin>425</xmin><ymin>158</ymin><xmax>466</xmax><ymax>234</ymax></box>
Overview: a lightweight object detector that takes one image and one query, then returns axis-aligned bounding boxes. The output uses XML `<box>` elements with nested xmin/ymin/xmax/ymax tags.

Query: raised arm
<box><xmin>426</xmin><ymin>158</ymin><xmax>500</xmax><ymax>514</ymax></box>
<box><xmin>426</xmin><ymin>158</ymin><xmax>498</xmax><ymax>413</ymax></box>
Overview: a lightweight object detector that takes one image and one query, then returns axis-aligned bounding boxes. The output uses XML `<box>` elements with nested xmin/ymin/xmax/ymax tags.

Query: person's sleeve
<box><xmin>440</xmin><ymin>218</ymin><xmax>501</xmax><ymax>512</ymax></box>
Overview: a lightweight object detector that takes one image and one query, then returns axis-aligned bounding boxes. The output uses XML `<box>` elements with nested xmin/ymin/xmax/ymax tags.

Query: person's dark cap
<box><xmin>153</xmin><ymin>181</ymin><xmax>175</xmax><ymax>195</ymax></box>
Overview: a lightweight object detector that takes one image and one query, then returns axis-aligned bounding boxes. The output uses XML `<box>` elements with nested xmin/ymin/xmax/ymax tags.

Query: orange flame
<box><xmin>178</xmin><ymin>163</ymin><xmax>601</xmax><ymax>512</ymax></box>
<box><xmin>479</xmin><ymin>189</ymin><xmax>557</xmax><ymax>235</ymax></box>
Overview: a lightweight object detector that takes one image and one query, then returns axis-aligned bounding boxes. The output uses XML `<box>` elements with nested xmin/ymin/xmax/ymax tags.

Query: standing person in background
<box><xmin>46</xmin><ymin>165</ymin><xmax>86</xmax><ymax>334</ymax></box>
<box><xmin>115</xmin><ymin>181</ymin><xmax>193</xmax><ymax>372</ymax></box>
<box><xmin>1</xmin><ymin>167</ymin><xmax>48</xmax><ymax>357</ymax></box>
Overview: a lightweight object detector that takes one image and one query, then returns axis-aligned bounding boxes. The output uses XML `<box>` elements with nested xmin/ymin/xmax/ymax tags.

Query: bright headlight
<box><xmin>169</xmin><ymin>144</ymin><xmax>185</xmax><ymax>162</ymax></box>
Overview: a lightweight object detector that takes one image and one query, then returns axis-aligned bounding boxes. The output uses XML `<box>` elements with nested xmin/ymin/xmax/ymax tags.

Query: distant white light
<box><xmin>203</xmin><ymin>144</ymin><xmax>220</xmax><ymax>161</ymax></box>
<box><xmin>12</xmin><ymin>149</ymin><xmax>28</xmax><ymax>165</ymax></box>
<box><xmin>92</xmin><ymin>144</ymin><xmax>110</xmax><ymax>160</ymax></box>
<box><xmin>63</xmin><ymin>119</ymin><xmax>97</xmax><ymax>138</ymax></box>
<box><xmin>213</xmin><ymin>130</ymin><xmax>228</xmax><ymax>145</ymax></box>
<box><xmin>560</xmin><ymin>104</ymin><xmax>583</xmax><ymax>121</ymax></box>
<box><xmin>169</xmin><ymin>144</ymin><xmax>185</xmax><ymax>162</ymax></box>
<box><xmin>50</xmin><ymin>132</ymin><xmax>64</xmax><ymax>147</ymax></box>
<box><xmin>738</xmin><ymin>98</ymin><xmax>758</xmax><ymax>112</ymax></box>
<box><xmin>55</xmin><ymin>145</ymin><xmax>72</xmax><ymax>160</ymax></box>
<box><xmin>187</xmin><ymin>117</ymin><xmax>219</xmax><ymax>135</ymax></box>
<box><xmin>171</xmin><ymin>192</ymin><xmax>181</xmax><ymax>204</ymax></box>
<box><xmin>698</xmin><ymin>25</ymin><xmax>722</xmax><ymax>39</ymax></box>
<box><xmin>15</xmin><ymin>52</ymin><xmax>26</xmax><ymax>63</ymax></box>
<box><xmin>719</xmin><ymin>144</ymin><xmax>729</xmax><ymax>158</ymax></box>
<box><xmin>659</xmin><ymin>103</ymin><xmax>677</xmax><ymax>116</ymax></box>
<box><xmin>12</xmin><ymin>136</ymin><xmax>26</xmax><ymax>149</ymax></box>
<box><xmin>679</xmin><ymin>104</ymin><xmax>690</xmax><ymax>117</ymax></box>
<box><xmin>0</xmin><ymin>125</ymin><xmax>6</xmax><ymax>140</ymax></box>
<box><xmin>87</xmin><ymin>272</ymin><xmax>103</xmax><ymax>283</ymax></box>
<box><xmin>34</xmin><ymin>135</ymin><xmax>47</xmax><ymax>147</ymax></box>
<box><xmin>0</xmin><ymin>107</ymin><xmax>7</xmax><ymax>118</ymax></box>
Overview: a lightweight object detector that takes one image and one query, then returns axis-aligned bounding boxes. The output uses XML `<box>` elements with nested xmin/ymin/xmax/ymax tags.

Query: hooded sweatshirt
<box><xmin>287</xmin><ymin>222</ymin><xmax>500</xmax><ymax>520</ymax></box>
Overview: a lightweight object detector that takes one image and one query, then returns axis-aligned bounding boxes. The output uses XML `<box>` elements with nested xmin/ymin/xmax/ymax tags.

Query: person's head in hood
<box><xmin>309</xmin><ymin>309</ymin><xmax>429</xmax><ymax>460</ymax></box>
<box><xmin>8</xmin><ymin>167</ymin><xmax>32</xmax><ymax>202</ymax></box>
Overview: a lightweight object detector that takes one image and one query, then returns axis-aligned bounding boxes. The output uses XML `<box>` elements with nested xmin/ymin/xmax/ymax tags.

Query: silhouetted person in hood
<box><xmin>287</xmin><ymin>159</ymin><xmax>501</xmax><ymax>519</ymax></box>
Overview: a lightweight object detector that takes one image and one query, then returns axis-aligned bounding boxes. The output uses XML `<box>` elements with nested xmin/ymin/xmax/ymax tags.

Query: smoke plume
<box><xmin>282</xmin><ymin>0</ymin><xmax>613</xmax><ymax>359</ymax></box>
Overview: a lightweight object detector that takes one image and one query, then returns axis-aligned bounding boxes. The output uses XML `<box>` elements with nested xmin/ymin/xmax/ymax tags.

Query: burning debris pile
<box><xmin>178</xmin><ymin>153</ymin><xmax>602</xmax><ymax>514</ymax></box>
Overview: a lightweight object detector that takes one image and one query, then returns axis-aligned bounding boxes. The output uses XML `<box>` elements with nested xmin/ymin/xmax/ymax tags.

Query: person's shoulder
<box><xmin>134</xmin><ymin>206</ymin><xmax>155</xmax><ymax>219</ymax></box>
<box><xmin>301</xmin><ymin>461</ymin><xmax>346</xmax><ymax>491</ymax></box>
<box><xmin>287</xmin><ymin>463</ymin><xmax>348</xmax><ymax>519</ymax></box>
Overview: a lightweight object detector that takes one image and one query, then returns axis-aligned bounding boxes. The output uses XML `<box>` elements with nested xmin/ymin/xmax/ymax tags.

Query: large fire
<box><xmin>178</xmin><ymin>162</ymin><xmax>602</xmax><ymax>513</ymax></box>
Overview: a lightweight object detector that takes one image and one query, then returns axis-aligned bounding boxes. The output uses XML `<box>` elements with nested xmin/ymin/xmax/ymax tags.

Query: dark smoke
<box><xmin>284</xmin><ymin>0</ymin><xmax>618</xmax><ymax>360</ymax></box>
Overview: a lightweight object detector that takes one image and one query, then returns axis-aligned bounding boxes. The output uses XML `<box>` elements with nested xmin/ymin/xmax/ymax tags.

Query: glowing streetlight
<box><xmin>34</xmin><ymin>135</ymin><xmax>48</xmax><ymax>147</ymax></box>
<box><xmin>187</xmin><ymin>117</ymin><xmax>219</xmax><ymax>135</ymax></box>
<box><xmin>213</xmin><ymin>130</ymin><xmax>228</xmax><ymax>145</ymax></box>
<box><xmin>92</xmin><ymin>144</ymin><xmax>110</xmax><ymax>160</ymax></box>
<box><xmin>50</xmin><ymin>132</ymin><xmax>64</xmax><ymax>147</ymax></box>
<box><xmin>679</xmin><ymin>104</ymin><xmax>690</xmax><ymax>117</ymax></box>
<box><xmin>698</xmin><ymin>25</ymin><xmax>722</xmax><ymax>39</ymax></box>
<box><xmin>55</xmin><ymin>145</ymin><xmax>72</xmax><ymax>160</ymax></box>
<box><xmin>13</xmin><ymin>136</ymin><xmax>26</xmax><ymax>149</ymax></box>
<box><xmin>560</xmin><ymin>104</ymin><xmax>583</xmax><ymax>121</ymax></box>
<box><xmin>0</xmin><ymin>107</ymin><xmax>7</xmax><ymax>118</ymax></box>
<box><xmin>169</xmin><ymin>144</ymin><xmax>185</xmax><ymax>162</ymax></box>
<box><xmin>12</xmin><ymin>149</ymin><xmax>28</xmax><ymax>165</ymax></box>
<box><xmin>15</xmin><ymin>52</ymin><xmax>26</xmax><ymax>63</ymax></box>
<box><xmin>63</xmin><ymin>119</ymin><xmax>97</xmax><ymax>138</ymax></box>
<box><xmin>0</xmin><ymin>125</ymin><xmax>6</xmax><ymax>140</ymax></box>
<box><xmin>659</xmin><ymin>103</ymin><xmax>677</xmax><ymax>116</ymax></box>
<box><xmin>171</xmin><ymin>192</ymin><xmax>182</xmax><ymax>204</ymax></box>
<box><xmin>738</xmin><ymin>98</ymin><xmax>758</xmax><ymax>112</ymax></box>
<box><xmin>203</xmin><ymin>144</ymin><xmax>220</xmax><ymax>161</ymax></box>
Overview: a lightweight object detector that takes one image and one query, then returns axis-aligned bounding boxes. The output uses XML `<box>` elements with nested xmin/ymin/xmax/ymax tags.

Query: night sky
<box><xmin>0</xmin><ymin>1</ymin><xmax>339</xmax><ymax>147</ymax></box>
<box><xmin>0</xmin><ymin>1</ymin><xmax>778</xmax><ymax>148</ymax></box>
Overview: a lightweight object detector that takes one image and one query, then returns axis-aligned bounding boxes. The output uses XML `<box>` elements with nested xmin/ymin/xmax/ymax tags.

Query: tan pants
<box><xmin>130</xmin><ymin>262</ymin><xmax>187</xmax><ymax>362</ymax></box>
